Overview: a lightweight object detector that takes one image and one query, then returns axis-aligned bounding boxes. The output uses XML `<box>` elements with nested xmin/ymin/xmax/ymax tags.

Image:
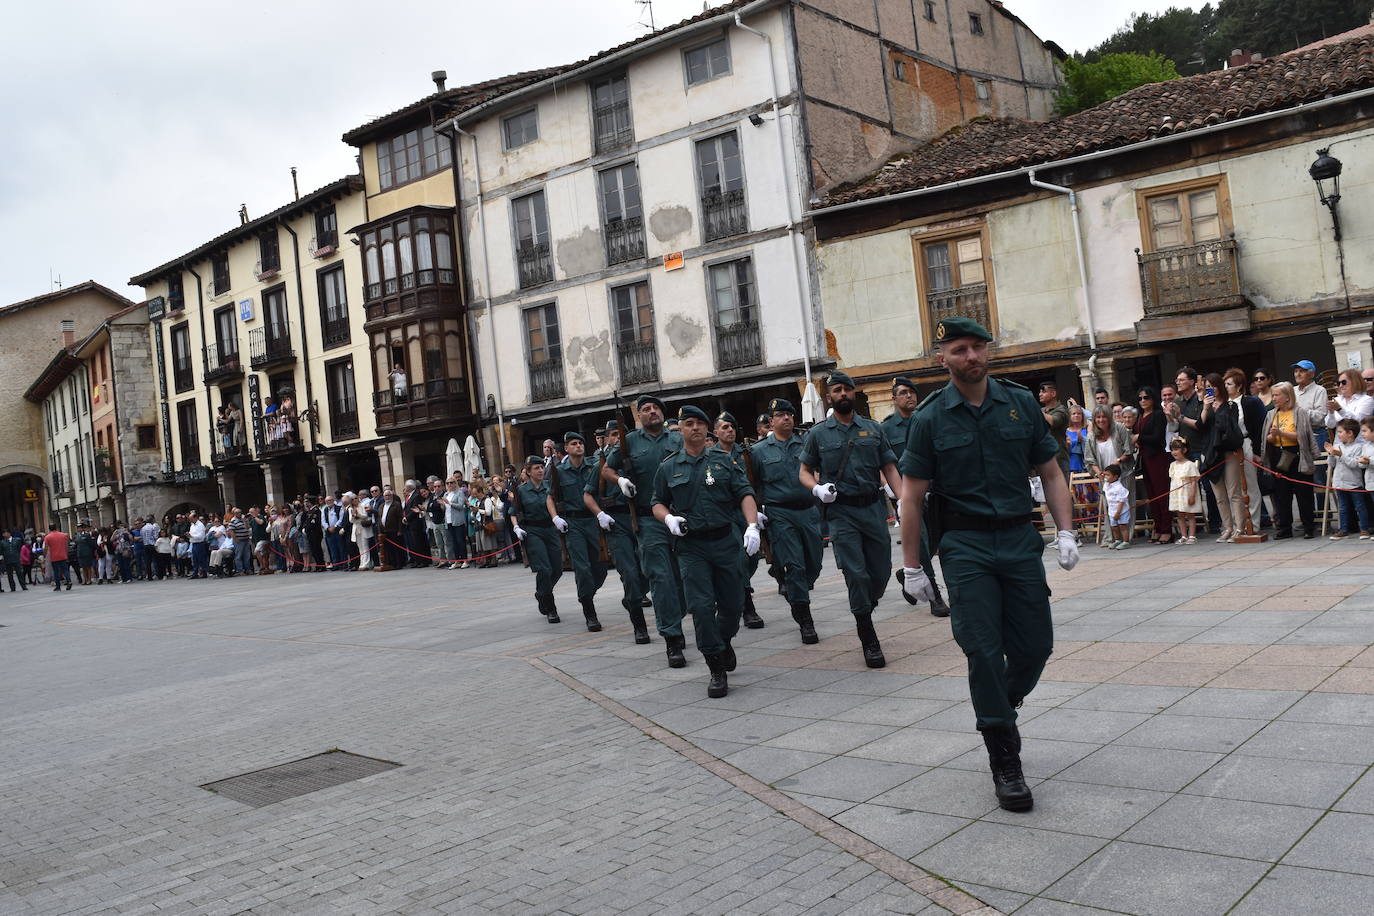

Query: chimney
<box><xmin>1227</xmin><ymin>48</ymin><xmax>1252</xmax><ymax>68</ymax></box>
<box><xmin>61</xmin><ymin>319</ymin><xmax>75</xmax><ymax>350</ymax></box>
<box><xmin>1251</xmin><ymin>52</ymin><xmax>1263</xmax><ymax>63</ymax></box>
<box><xmin>432</xmin><ymin>69</ymin><xmax>447</xmax><ymax>92</ymax></box>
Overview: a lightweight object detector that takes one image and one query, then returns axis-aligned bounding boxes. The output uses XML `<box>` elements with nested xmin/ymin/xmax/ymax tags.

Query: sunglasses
<box><xmin>1253</xmin><ymin>375</ymin><xmax>1267</xmax><ymax>381</ymax></box>
<box><xmin>1364</xmin><ymin>377</ymin><xmax>1374</xmax><ymax>382</ymax></box>
<box><xmin>1340</xmin><ymin>379</ymin><xmax>1350</xmax><ymax>385</ymax></box>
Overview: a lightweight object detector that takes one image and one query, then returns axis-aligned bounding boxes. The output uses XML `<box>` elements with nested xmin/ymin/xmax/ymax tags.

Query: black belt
<box><xmin>562</xmin><ymin>509</ymin><xmax>593</xmax><ymax>518</ymax></box>
<box><xmin>943</xmin><ymin>512</ymin><xmax>1034</xmax><ymax>532</ymax></box>
<box><xmin>833</xmin><ymin>492</ymin><xmax>879</xmax><ymax>507</ymax></box>
<box><xmin>634</xmin><ymin>505</ymin><xmax>657</xmax><ymax>517</ymax></box>
<box><xmin>769</xmin><ymin>500</ymin><xmax>816</xmax><ymax>511</ymax></box>
<box><xmin>607</xmin><ymin>506</ymin><xmax>633</xmax><ymax>516</ymax></box>
<box><xmin>683</xmin><ymin>525</ymin><xmax>731</xmax><ymax>541</ymax></box>
<box><xmin>523</xmin><ymin>520</ymin><xmax>554</xmax><ymax>529</ymax></box>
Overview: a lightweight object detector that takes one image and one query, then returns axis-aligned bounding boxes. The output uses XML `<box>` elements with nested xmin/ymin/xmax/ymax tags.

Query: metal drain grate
<box><xmin>202</xmin><ymin>750</ymin><xmax>400</xmax><ymax>807</ymax></box>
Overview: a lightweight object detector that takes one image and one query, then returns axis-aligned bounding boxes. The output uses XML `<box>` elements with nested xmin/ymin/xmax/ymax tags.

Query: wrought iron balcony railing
<box><xmin>249</xmin><ymin>324</ymin><xmax>295</xmax><ymax>370</ymax></box>
<box><xmin>1137</xmin><ymin>238</ymin><xmax>1244</xmax><ymax>317</ymax></box>
<box><xmin>618</xmin><ymin>338</ymin><xmax>659</xmax><ymax>386</ymax></box>
<box><xmin>517</xmin><ymin>242</ymin><xmax>554</xmax><ymax>288</ymax></box>
<box><xmin>332</xmin><ymin>410</ymin><xmax>359</xmax><ymax>441</ymax></box>
<box><xmin>715</xmin><ymin>320</ymin><xmax>762</xmax><ymax>371</ymax></box>
<box><xmin>528</xmin><ymin>357</ymin><xmax>566</xmax><ymax>402</ymax></box>
<box><xmin>593</xmin><ymin>100</ymin><xmax>633</xmax><ymax>154</ymax></box>
<box><xmin>702</xmin><ymin>188</ymin><xmax>747</xmax><ymax>242</ymax></box>
<box><xmin>322</xmin><ymin>315</ymin><xmax>350</xmax><ymax>349</ymax></box>
<box><xmin>203</xmin><ymin>344</ymin><xmax>243</xmax><ymax>384</ymax></box>
<box><xmin>604</xmin><ymin>216</ymin><xmax>646</xmax><ymax>265</ymax></box>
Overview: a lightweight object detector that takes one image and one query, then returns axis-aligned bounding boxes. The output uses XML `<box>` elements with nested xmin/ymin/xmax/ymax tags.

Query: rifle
<box><xmin>609</xmin><ymin>387</ymin><xmax>640</xmax><ymax>536</ymax></box>
<box><xmin>739</xmin><ymin>442</ymin><xmax>774</xmax><ymax>564</ymax></box>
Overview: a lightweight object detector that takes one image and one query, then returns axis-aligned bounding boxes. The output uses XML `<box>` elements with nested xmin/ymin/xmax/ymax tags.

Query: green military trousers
<box><xmin>523</xmin><ymin>525</ymin><xmax>564</xmax><ymax>601</ymax></box>
<box><xmin>939</xmin><ymin>524</ymin><xmax>1054</xmax><ymax>729</ymax></box>
<box><xmin>566</xmin><ymin>515</ymin><xmax>609</xmax><ymax>601</ymax></box>
<box><xmin>677</xmin><ymin>526</ymin><xmax>745</xmax><ymax>655</ymax></box>
<box><xmin>639</xmin><ymin>515</ymin><xmax>686</xmax><ymax>637</ymax></box>
<box><xmin>604</xmin><ymin>510</ymin><xmax>646</xmax><ymax>606</ymax></box>
<box><xmin>827</xmin><ymin>500</ymin><xmax>892</xmax><ymax>616</ymax></box>
<box><xmin>768</xmin><ymin>505</ymin><xmax>823</xmax><ymax>605</ymax></box>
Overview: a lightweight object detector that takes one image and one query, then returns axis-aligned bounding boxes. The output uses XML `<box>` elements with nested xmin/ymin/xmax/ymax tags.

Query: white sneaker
<box><xmin>1114</xmin><ymin>541</ymin><xmax>1130</xmax><ymax>550</ymax></box>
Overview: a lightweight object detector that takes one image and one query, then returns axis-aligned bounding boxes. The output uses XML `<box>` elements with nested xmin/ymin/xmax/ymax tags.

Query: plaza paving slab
<box><xmin>0</xmin><ymin>532</ymin><xmax>1371</xmax><ymax>914</ymax></box>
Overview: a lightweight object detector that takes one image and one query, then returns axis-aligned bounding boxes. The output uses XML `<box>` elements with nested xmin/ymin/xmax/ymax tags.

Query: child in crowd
<box><xmin>1168</xmin><ymin>436</ymin><xmax>1202</xmax><ymax>544</ymax></box>
<box><xmin>1102</xmin><ymin>464</ymin><xmax>1132</xmax><ymax>549</ymax></box>
<box><xmin>1326</xmin><ymin>418</ymin><xmax>1372</xmax><ymax>539</ymax></box>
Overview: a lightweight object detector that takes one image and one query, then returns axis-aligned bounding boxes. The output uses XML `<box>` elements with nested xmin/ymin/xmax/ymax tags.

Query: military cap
<box><xmin>593</xmin><ymin>426</ymin><xmax>606</xmax><ymax>436</ymax></box>
<box><xmin>666</xmin><ymin>418</ymin><xmax>680</xmax><ymax>429</ymax></box>
<box><xmin>677</xmin><ymin>405</ymin><xmax>710</xmax><ymax>424</ymax></box>
<box><xmin>767</xmin><ymin>397</ymin><xmax>796</xmax><ymax>415</ymax></box>
<box><xmin>933</xmin><ymin>316</ymin><xmax>993</xmax><ymax>343</ymax></box>
<box><xmin>636</xmin><ymin>394</ymin><xmax>665</xmax><ymax>411</ymax></box>
<box><xmin>604</xmin><ymin>418</ymin><xmax>621</xmax><ymax>431</ymax></box>
<box><xmin>563</xmin><ymin>431</ymin><xmax>585</xmax><ymax>444</ymax></box>
<box><xmin>826</xmin><ymin>370</ymin><xmax>856</xmax><ymax>388</ymax></box>
<box><xmin>757</xmin><ymin>412</ymin><xmax>772</xmax><ymax>426</ymax></box>
<box><xmin>524</xmin><ymin>454</ymin><xmax>544</xmax><ymax>467</ymax></box>
<box><xmin>715</xmin><ymin>411</ymin><xmax>738</xmax><ymax>428</ymax></box>
<box><xmin>891</xmin><ymin>376</ymin><xmax>918</xmax><ymax>393</ymax></box>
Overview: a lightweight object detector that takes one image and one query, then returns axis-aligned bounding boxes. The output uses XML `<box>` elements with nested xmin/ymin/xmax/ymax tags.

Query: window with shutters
<box><xmin>911</xmin><ymin>225</ymin><xmax>998</xmax><ymax>348</ymax></box>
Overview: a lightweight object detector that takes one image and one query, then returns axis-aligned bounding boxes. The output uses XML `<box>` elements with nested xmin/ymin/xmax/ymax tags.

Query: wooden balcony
<box><xmin>1138</xmin><ymin>238</ymin><xmax>1244</xmax><ymax>317</ymax></box>
<box><xmin>372</xmin><ymin>378</ymin><xmax>471</xmax><ymax>432</ymax></box>
<box><xmin>925</xmin><ymin>283</ymin><xmax>991</xmax><ymax>341</ymax></box>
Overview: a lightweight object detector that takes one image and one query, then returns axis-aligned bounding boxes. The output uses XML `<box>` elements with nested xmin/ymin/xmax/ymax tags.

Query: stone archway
<box><xmin>0</xmin><ymin>464</ymin><xmax>49</xmax><ymax>535</ymax></box>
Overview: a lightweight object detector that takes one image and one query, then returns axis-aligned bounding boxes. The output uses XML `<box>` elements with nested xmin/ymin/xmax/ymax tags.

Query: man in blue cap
<box><xmin>511</xmin><ymin>455</ymin><xmax>564</xmax><ymax>622</ymax></box>
<box><xmin>602</xmin><ymin>394</ymin><xmax>690</xmax><ymax>667</ymax></box>
<box><xmin>882</xmin><ymin>375</ymin><xmax>950</xmax><ymax>618</ymax></box>
<box><xmin>548</xmin><ymin>430</ymin><xmax>607</xmax><ymax>632</ymax></box>
<box><xmin>584</xmin><ymin>419</ymin><xmax>651</xmax><ymax>643</ymax></box>
<box><xmin>653</xmin><ymin>405</ymin><xmax>761</xmax><ymax>698</ymax></box>
<box><xmin>750</xmin><ymin>397</ymin><xmax>822</xmax><ymax>643</ymax></box>
<box><xmin>800</xmin><ymin>370</ymin><xmax>904</xmax><ymax>667</ymax></box>
<box><xmin>715</xmin><ymin>411</ymin><xmax>765</xmax><ymax>629</ymax></box>
<box><xmin>898</xmin><ymin>316</ymin><xmax>1078</xmax><ymax>813</ymax></box>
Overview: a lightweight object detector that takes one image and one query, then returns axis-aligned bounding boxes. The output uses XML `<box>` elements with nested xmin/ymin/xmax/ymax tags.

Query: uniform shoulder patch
<box><xmin>914</xmin><ymin>387</ymin><xmax>945</xmax><ymax>413</ymax></box>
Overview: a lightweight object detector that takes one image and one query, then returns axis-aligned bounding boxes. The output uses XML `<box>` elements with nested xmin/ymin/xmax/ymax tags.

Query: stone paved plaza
<box><xmin>3</xmin><ymin>533</ymin><xmax>1373</xmax><ymax>915</ymax></box>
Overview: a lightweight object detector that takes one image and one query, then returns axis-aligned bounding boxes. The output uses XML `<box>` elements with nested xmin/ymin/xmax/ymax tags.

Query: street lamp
<box><xmin>1310</xmin><ymin>148</ymin><xmax>1344</xmax><ymax>241</ymax></box>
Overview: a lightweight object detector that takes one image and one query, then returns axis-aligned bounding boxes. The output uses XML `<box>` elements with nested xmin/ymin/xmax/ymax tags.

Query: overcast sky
<box><xmin>0</xmin><ymin>0</ymin><xmax>1207</xmax><ymax>307</ymax></box>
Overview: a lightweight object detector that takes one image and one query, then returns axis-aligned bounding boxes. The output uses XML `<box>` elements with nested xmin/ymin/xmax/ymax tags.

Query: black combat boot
<box><xmin>703</xmin><ymin>653</ymin><xmax>729</xmax><ymax>698</ymax></box>
<box><xmin>741</xmin><ymin>591</ymin><xmax>765</xmax><ymax>629</ymax></box>
<box><xmin>854</xmin><ymin>614</ymin><xmax>885</xmax><ymax>668</ymax></box>
<box><xmin>790</xmin><ymin>602</ymin><xmax>819</xmax><ymax>644</ymax></box>
<box><xmin>929</xmin><ymin>583</ymin><xmax>951</xmax><ymax>618</ymax></box>
<box><xmin>581</xmin><ymin>597</ymin><xmax>602</xmax><ymax>632</ymax></box>
<box><xmin>981</xmin><ymin>725</ymin><xmax>1033</xmax><ymax>812</ymax></box>
<box><xmin>537</xmin><ymin>594</ymin><xmax>550</xmax><ymax>617</ymax></box>
<box><xmin>721</xmin><ymin>642</ymin><xmax>737</xmax><ymax>672</ymax></box>
<box><xmin>546</xmin><ymin>598</ymin><xmax>561</xmax><ymax>624</ymax></box>
<box><xmin>665</xmin><ymin>633</ymin><xmax>686</xmax><ymax>668</ymax></box>
<box><xmin>625</xmin><ymin>601</ymin><xmax>651</xmax><ymax>644</ymax></box>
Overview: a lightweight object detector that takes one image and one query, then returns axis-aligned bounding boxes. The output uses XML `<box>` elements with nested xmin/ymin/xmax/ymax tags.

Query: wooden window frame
<box><xmin>923</xmin><ymin>1</ymin><xmax>935</xmax><ymax>22</ymax></box>
<box><xmin>376</xmin><ymin>125</ymin><xmax>451</xmax><ymax>191</ymax></box>
<box><xmin>1134</xmin><ymin>174</ymin><xmax>1233</xmax><ymax>254</ymax></box>
<box><xmin>502</xmin><ymin>108</ymin><xmax>540</xmax><ymax>151</ymax></box>
<box><xmin>683</xmin><ymin>35</ymin><xmax>731</xmax><ymax>87</ymax></box>
<box><xmin>969</xmin><ymin>13</ymin><xmax>984</xmax><ymax>36</ymax></box>
<box><xmin>211</xmin><ymin>252</ymin><xmax>230</xmax><ymax>296</ymax></box>
<box><xmin>589</xmin><ymin>71</ymin><xmax>634</xmax><ymax>154</ymax></box>
<box><xmin>909</xmin><ymin>221</ymin><xmax>999</xmax><ymax>350</ymax></box>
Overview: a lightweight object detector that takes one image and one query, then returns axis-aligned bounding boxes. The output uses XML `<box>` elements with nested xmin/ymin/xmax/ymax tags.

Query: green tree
<box><xmin>1090</xmin><ymin>6</ymin><xmax>1215</xmax><ymax>74</ymax></box>
<box><xmin>1054</xmin><ymin>53</ymin><xmax>1182</xmax><ymax>116</ymax></box>
<box><xmin>1212</xmin><ymin>0</ymin><xmax>1372</xmax><ymax>56</ymax></box>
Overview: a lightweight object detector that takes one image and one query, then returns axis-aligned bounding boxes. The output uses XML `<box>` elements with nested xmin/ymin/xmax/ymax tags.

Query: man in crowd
<box><xmin>881</xmin><ymin>376</ymin><xmax>951</xmax><ymax>618</ymax></box>
<box><xmin>1171</xmin><ymin>366</ymin><xmax>1223</xmax><ymax>533</ymax></box>
<box><xmin>584</xmin><ymin>419</ymin><xmax>650</xmax><ymax>643</ymax></box>
<box><xmin>800</xmin><ymin>371</ymin><xmax>903</xmax><ymax>668</ymax></box>
<box><xmin>376</xmin><ymin>486</ymin><xmax>405</xmax><ymax>570</ymax></box>
<box><xmin>512</xmin><ymin>455</ymin><xmax>563</xmax><ymax>621</ymax></box>
<box><xmin>899</xmin><ymin>316</ymin><xmax>1078</xmax><ymax>814</ymax></box>
<box><xmin>0</xmin><ymin>528</ymin><xmax>26</xmax><ymax>592</ymax></box>
<box><xmin>652</xmin><ymin>406</ymin><xmax>761</xmax><ymax>699</ymax></box>
<box><xmin>322</xmin><ymin>493</ymin><xmax>348</xmax><ymax>569</ymax></box>
<box><xmin>187</xmin><ymin>512</ymin><xmax>209</xmax><ymax>579</ymax></box>
<box><xmin>227</xmin><ymin>507</ymin><xmax>253</xmax><ymax>575</ymax></box>
<box><xmin>602</xmin><ymin>394</ymin><xmax>688</xmax><ymax>667</ymax></box>
<box><xmin>714</xmin><ymin>411</ymin><xmax>765</xmax><ymax>629</ymax></box>
<box><xmin>1038</xmin><ymin>381</ymin><xmax>1071</xmax><ymax>488</ymax></box>
<box><xmin>402</xmin><ymin>481</ymin><xmax>429</xmax><ymax>568</ymax></box>
<box><xmin>548</xmin><ymin>430</ymin><xmax>607</xmax><ymax>632</ymax></box>
<box><xmin>43</xmin><ymin>523</ymin><xmax>72</xmax><ymax>592</ymax></box>
<box><xmin>139</xmin><ymin>516</ymin><xmax>160</xmax><ymax>580</ymax></box>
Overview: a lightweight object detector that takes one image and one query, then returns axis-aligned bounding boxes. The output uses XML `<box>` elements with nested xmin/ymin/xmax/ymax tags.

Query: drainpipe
<box><xmin>447</xmin><ymin>127</ymin><xmax>483</xmax><ymax>422</ymax></box>
<box><xmin>454</xmin><ymin>125</ymin><xmax>508</xmax><ymax>454</ymax></box>
<box><xmin>1028</xmin><ymin>169</ymin><xmax>1099</xmax><ymax>387</ymax></box>
<box><xmin>734</xmin><ymin>11</ymin><xmax>818</xmax><ymax>415</ymax></box>
<box><xmin>185</xmin><ymin>263</ymin><xmax>209</xmax><ymax>466</ymax></box>
<box><xmin>281</xmin><ymin>219</ymin><xmax>318</xmax><ymax>453</ymax></box>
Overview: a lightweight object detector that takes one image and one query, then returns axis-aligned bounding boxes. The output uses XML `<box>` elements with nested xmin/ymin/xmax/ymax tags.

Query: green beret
<box><xmin>715</xmin><ymin>411</ymin><xmax>738</xmax><ymax>428</ymax></box>
<box><xmin>524</xmin><ymin>454</ymin><xmax>544</xmax><ymax>467</ymax></box>
<box><xmin>604</xmin><ymin>419</ymin><xmax>621</xmax><ymax>431</ymax></box>
<box><xmin>767</xmin><ymin>397</ymin><xmax>795</xmax><ymax>415</ymax></box>
<box><xmin>678</xmin><ymin>405</ymin><xmax>709</xmax><ymax>424</ymax></box>
<box><xmin>636</xmin><ymin>394</ymin><xmax>665</xmax><ymax>411</ymax></box>
<box><xmin>593</xmin><ymin>427</ymin><xmax>606</xmax><ymax>435</ymax></box>
<box><xmin>892</xmin><ymin>376</ymin><xmax>917</xmax><ymax>393</ymax></box>
<box><xmin>826</xmin><ymin>371</ymin><xmax>856</xmax><ymax>388</ymax></box>
<box><xmin>563</xmin><ymin>431</ymin><xmax>584</xmax><ymax>444</ymax></box>
<box><xmin>757</xmin><ymin>412</ymin><xmax>772</xmax><ymax>426</ymax></box>
<box><xmin>933</xmin><ymin>316</ymin><xmax>993</xmax><ymax>343</ymax></box>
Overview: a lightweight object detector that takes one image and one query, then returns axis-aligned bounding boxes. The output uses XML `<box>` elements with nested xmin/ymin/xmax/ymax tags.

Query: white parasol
<box><xmin>445</xmin><ymin>438</ymin><xmax>463</xmax><ymax>478</ymax></box>
<box><xmin>800</xmin><ymin>380</ymin><xmax>824</xmax><ymax>424</ymax></box>
<box><xmin>463</xmin><ymin>435</ymin><xmax>483</xmax><ymax>479</ymax></box>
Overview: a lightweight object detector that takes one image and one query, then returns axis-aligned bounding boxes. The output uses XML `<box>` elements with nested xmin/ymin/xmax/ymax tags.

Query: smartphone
<box><xmin>1205</xmin><ymin>386</ymin><xmax>1215</xmax><ymax>398</ymax></box>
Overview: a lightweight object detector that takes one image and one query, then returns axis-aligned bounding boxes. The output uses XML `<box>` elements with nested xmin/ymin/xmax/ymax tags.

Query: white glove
<box><xmin>883</xmin><ymin>483</ymin><xmax>896</xmax><ymax>500</ymax></box>
<box><xmin>755</xmin><ymin>510</ymin><xmax>769</xmax><ymax>529</ymax></box>
<box><xmin>665</xmin><ymin>515</ymin><xmax>687</xmax><ymax>537</ymax></box>
<box><xmin>743</xmin><ymin>523</ymin><xmax>761</xmax><ymax>556</ymax></box>
<box><xmin>813</xmin><ymin>483</ymin><xmax>837</xmax><ymax>504</ymax></box>
<box><xmin>1056</xmin><ymin>530</ymin><xmax>1080</xmax><ymax>571</ymax></box>
<box><xmin>596</xmin><ymin>511</ymin><xmax>615</xmax><ymax>531</ymax></box>
<box><xmin>553</xmin><ymin>516</ymin><xmax>569</xmax><ymax>533</ymax></box>
<box><xmin>901</xmin><ymin>567</ymin><xmax>935</xmax><ymax>602</ymax></box>
<box><xmin>895</xmin><ymin>499</ymin><xmax>902</xmax><ymax>520</ymax></box>
<box><xmin>513</xmin><ymin>526</ymin><xmax>527</xmax><ymax>541</ymax></box>
<box><xmin>617</xmin><ymin>477</ymin><xmax>637</xmax><ymax>499</ymax></box>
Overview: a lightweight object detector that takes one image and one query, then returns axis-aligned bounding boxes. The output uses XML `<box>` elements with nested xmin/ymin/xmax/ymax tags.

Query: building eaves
<box><xmin>340</xmin><ymin>69</ymin><xmax>564</xmax><ymax>146</ymax></box>
<box><xmin>128</xmin><ymin>175</ymin><xmax>364</xmax><ymax>287</ymax></box>
<box><xmin>821</xmin><ymin>31</ymin><xmax>1374</xmax><ymax>208</ymax></box>
<box><xmin>988</xmin><ymin>1</ymin><xmax>1067</xmax><ymax>59</ymax></box>
<box><xmin>0</xmin><ymin>281</ymin><xmax>136</xmax><ymax>319</ymax></box>
<box><xmin>23</xmin><ymin>347</ymin><xmax>83</xmax><ymax>404</ymax></box>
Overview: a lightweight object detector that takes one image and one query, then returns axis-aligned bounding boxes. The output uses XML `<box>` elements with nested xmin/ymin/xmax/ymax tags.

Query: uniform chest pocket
<box><xmin>934</xmin><ymin>431</ymin><xmax>975</xmax><ymax>452</ymax></box>
<box><xmin>998</xmin><ymin>421</ymin><xmax>1031</xmax><ymax>440</ymax></box>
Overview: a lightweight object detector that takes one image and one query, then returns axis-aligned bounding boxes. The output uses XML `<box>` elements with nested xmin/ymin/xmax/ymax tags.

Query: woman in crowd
<box><xmin>1134</xmin><ymin>386</ymin><xmax>1175</xmax><ymax>544</ymax></box>
<box><xmin>75</xmin><ymin>523</ymin><xmax>97</xmax><ymax>584</ymax></box>
<box><xmin>1225</xmin><ymin>367</ymin><xmax>1267</xmax><ymax>533</ymax></box>
<box><xmin>1202</xmin><ymin>371</ymin><xmax>1248</xmax><ymax>542</ymax></box>
<box><xmin>1263</xmin><ymin>381</ymin><xmax>1318</xmax><ymax>539</ymax></box>
<box><xmin>1252</xmin><ymin>368</ymin><xmax>1275</xmax><ymax>409</ymax></box>
<box><xmin>471</xmin><ymin>481</ymin><xmax>500</xmax><ymax>568</ymax></box>
<box><xmin>95</xmin><ymin>526</ymin><xmax>113</xmax><ymax>584</ymax></box>
<box><xmin>1085</xmin><ymin>404</ymin><xmax>1135</xmax><ymax>537</ymax></box>
<box><xmin>348</xmin><ymin>492</ymin><xmax>375</xmax><ymax>570</ymax></box>
<box><xmin>1065</xmin><ymin>404</ymin><xmax>1093</xmax><ymax>507</ymax></box>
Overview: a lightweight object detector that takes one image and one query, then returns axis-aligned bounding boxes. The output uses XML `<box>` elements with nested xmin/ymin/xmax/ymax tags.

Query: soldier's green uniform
<box><xmin>751</xmin><ymin>397</ymin><xmax>822</xmax><ymax>642</ymax></box>
<box><xmin>801</xmin><ymin>404</ymin><xmax>898</xmax><ymax>620</ymax></box>
<box><xmin>551</xmin><ymin>432</ymin><xmax>608</xmax><ymax>631</ymax></box>
<box><xmin>606</xmin><ymin>405</ymin><xmax>685</xmax><ymax>646</ymax></box>
<box><xmin>882</xmin><ymin>390</ymin><xmax>949</xmax><ymax>617</ymax></box>
<box><xmin>715</xmin><ymin>413</ymin><xmax>765</xmax><ymax>630</ymax></box>
<box><xmin>652</xmin><ymin>412</ymin><xmax>754</xmax><ymax>663</ymax></box>
<box><xmin>513</xmin><ymin>461</ymin><xmax>563</xmax><ymax>621</ymax></box>
<box><xmin>585</xmin><ymin>421</ymin><xmax>650</xmax><ymax>640</ymax></box>
<box><xmin>900</xmin><ymin>344</ymin><xmax>1059</xmax><ymax>732</ymax></box>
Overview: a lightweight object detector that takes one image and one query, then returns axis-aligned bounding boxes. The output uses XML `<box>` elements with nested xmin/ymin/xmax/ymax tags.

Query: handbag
<box><xmin>482</xmin><ymin>521</ymin><xmax>499</xmax><ymax>536</ymax></box>
<box><xmin>1273</xmin><ymin>447</ymin><xmax>1298</xmax><ymax>474</ymax></box>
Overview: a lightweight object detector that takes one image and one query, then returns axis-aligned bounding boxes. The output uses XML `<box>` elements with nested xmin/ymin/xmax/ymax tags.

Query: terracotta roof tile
<box><xmin>822</xmin><ymin>31</ymin><xmax>1374</xmax><ymax>207</ymax></box>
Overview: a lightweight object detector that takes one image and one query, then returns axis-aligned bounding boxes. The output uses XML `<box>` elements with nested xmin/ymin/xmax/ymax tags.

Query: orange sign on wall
<box><xmin>663</xmin><ymin>251</ymin><xmax>684</xmax><ymax>271</ymax></box>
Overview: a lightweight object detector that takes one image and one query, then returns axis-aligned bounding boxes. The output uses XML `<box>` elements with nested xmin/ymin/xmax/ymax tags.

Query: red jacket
<box><xmin>44</xmin><ymin>531</ymin><xmax>71</xmax><ymax>563</ymax></box>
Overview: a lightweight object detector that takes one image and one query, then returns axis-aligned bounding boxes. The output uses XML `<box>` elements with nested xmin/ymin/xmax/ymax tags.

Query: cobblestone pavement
<box><xmin>3</xmin><ymin>531</ymin><xmax>1372</xmax><ymax>915</ymax></box>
